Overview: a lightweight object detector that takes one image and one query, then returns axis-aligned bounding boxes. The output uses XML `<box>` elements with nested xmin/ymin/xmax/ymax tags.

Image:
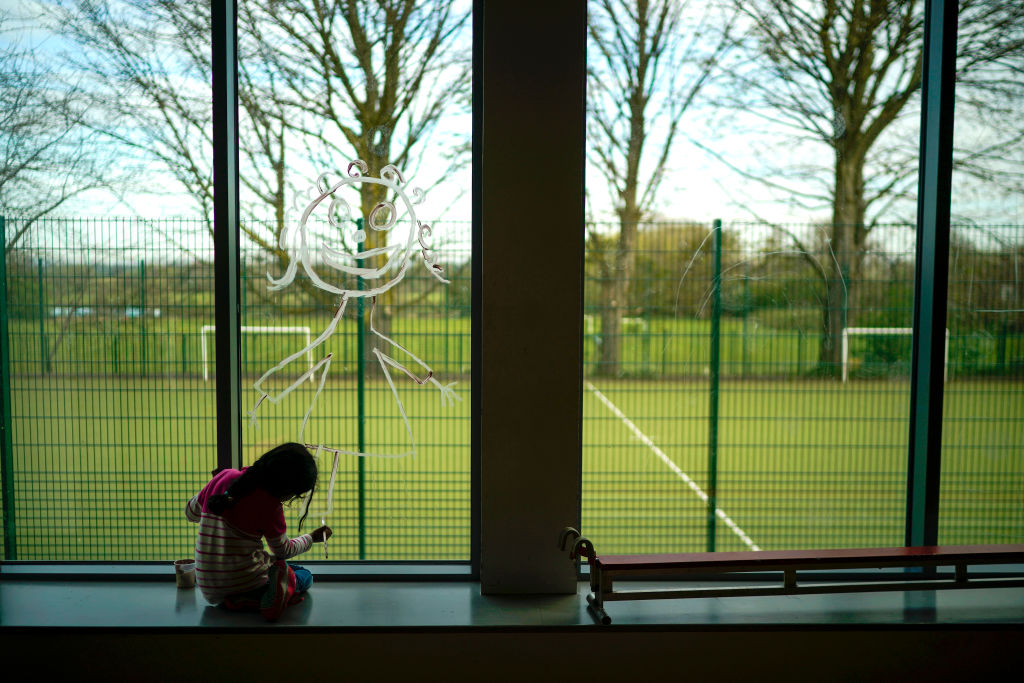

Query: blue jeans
<box><xmin>289</xmin><ymin>563</ymin><xmax>313</xmax><ymax>593</ymax></box>
<box><xmin>224</xmin><ymin>562</ymin><xmax>313</xmax><ymax>604</ymax></box>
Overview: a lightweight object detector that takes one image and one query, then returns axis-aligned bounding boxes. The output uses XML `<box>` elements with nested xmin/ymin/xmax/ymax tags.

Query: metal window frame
<box><xmin>906</xmin><ymin>0</ymin><xmax>959</xmax><ymax>548</ymax></box>
<box><xmin>212</xmin><ymin>0</ymin><xmax>243</xmax><ymax>474</ymax></box>
<box><xmin>0</xmin><ymin>0</ymin><xmax>966</xmax><ymax>578</ymax></box>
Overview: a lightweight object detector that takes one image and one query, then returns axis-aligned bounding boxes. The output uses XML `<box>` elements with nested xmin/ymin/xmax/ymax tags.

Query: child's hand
<box><xmin>311</xmin><ymin>525</ymin><xmax>333</xmax><ymax>543</ymax></box>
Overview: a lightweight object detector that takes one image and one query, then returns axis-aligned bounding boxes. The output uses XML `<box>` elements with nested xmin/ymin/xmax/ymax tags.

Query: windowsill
<box><xmin>2</xmin><ymin>573</ymin><xmax>1023</xmax><ymax>630</ymax></box>
<box><xmin>0</xmin><ymin>561</ymin><xmax>473</xmax><ymax>581</ymax></box>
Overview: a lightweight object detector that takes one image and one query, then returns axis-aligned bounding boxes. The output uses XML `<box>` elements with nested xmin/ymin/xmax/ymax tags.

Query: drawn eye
<box><xmin>369</xmin><ymin>201</ymin><xmax>397</xmax><ymax>230</ymax></box>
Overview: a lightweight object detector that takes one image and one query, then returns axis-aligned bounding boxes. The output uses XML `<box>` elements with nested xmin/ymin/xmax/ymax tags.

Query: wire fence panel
<box><xmin>939</xmin><ymin>225</ymin><xmax>1024</xmax><ymax>544</ymax></box>
<box><xmin>237</xmin><ymin>227</ymin><xmax>472</xmax><ymax>561</ymax></box>
<box><xmin>2</xmin><ymin>218</ymin><xmax>1021</xmax><ymax>560</ymax></box>
<box><xmin>581</xmin><ymin>221</ymin><xmax>1023</xmax><ymax>554</ymax></box>
<box><xmin>3</xmin><ymin>217</ymin><xmax>218</xmax><ymax>560</ymax></box>
<box><xmin>0</xmin><ymin>217</ymin><xmax>472</xmax><ymax>561</ymax></box>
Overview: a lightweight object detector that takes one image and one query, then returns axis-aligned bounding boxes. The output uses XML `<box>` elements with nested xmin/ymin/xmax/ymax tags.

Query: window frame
<box><xmin>0</xmin><ymin>0</ymin><xmax>966</xmax><ymax>586</ymax></box>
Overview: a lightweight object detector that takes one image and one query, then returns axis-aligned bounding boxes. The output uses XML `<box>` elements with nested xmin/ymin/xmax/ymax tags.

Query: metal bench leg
<box><xmin>586</xmin><ymin>591</ymin><xmax>611</xmax><ymax>625</ymax></box>
<box><xmin>587</xmin><ymin>566</ymin><xmax>613</xmax><ymax>625</ymax></box>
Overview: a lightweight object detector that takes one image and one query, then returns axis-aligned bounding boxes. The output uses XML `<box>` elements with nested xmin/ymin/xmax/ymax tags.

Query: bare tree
<box><xmin>50</xmin><ymin>0</ymin><xmax>470</xmax><ymax>316</ymax></box>
<box><xmin>1</xmin><ymin>11</ymin><xmax>110</xmax><ymax>250</ymax></box>
<box><xmin>587</xmin><ymin>0</ymin><xmax>734</xmax><ymax>376</ymax></box>
<box><xmin>52</xmin><ymin>2</ymin><xmax>292</xmax><ymax>284</ymax></box>
<box><xmin>255</xmin><ymin>0</ymin><xmax>470</xmax><ymax>335</ymax></box>
<box><xmin>711</xmin><ymin>0</ymin><xmax>1024</xmax><ymax>374</ymax></box>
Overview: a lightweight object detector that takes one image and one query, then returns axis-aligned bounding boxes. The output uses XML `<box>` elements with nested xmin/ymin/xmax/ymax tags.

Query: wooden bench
<box><xmin>559</xmin><ymin>528</ymin><xmax>1024</xmax><ymax>625</ymax></box>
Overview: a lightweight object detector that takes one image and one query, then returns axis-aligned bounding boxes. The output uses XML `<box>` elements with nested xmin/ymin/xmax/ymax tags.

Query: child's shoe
<box><xmin>260</xmin><ymin>559</ymin><xmax>297</xmax><ymax>621</ymax></box>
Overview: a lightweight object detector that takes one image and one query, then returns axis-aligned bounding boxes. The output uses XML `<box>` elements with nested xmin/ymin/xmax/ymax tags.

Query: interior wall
<box><xmin>7</xmin><ymin>628</ymin><xmax>1022</xmax><ymax>681</ymax></box>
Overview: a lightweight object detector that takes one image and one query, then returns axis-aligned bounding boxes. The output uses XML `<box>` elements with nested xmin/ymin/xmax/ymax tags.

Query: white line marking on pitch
<box><xmin>585</xmin><ymin>381</ymin><xmax>761</xmax><ymax>551</ymax></box>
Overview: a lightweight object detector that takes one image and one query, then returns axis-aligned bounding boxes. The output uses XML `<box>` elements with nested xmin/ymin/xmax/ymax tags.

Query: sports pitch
<box><xmin>3</xmin><ymin>376</ymin><xmax>1022</xmax><ymax>561</ymax></box>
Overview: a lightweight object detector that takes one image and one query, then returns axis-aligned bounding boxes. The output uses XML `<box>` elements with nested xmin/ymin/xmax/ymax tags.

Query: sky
<box><xmin>6</xmin><ymin>0</ymin><xmax>1023</xmax><ymax>258</ymax></box>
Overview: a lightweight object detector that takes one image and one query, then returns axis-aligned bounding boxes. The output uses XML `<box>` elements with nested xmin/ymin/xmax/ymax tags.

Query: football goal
<box><xmin>841</xmin><ymin>327</ymin><xmax>948</xmax><ymax>383</ymax></box>
<box><xmin>200</xmin><ymin>325</ymin><xmax>314</xmax><ymax>381</ymax></box>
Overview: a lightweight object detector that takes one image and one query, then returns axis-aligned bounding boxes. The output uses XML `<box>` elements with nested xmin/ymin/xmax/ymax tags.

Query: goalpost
<box><xmin>841</xmin><ymin>327</ymin><xmax>949</xmax><ymax>383</ymax></box>
<box><xmin>200</xmin><ymin>325</ymin><xmax>314</xmax><ymax>381</ymax></box>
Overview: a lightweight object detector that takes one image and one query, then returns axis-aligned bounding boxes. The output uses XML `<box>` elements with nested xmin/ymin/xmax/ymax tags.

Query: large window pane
<box><xmin>237</xmin><ymin>0</ymin><xmax>472</xmax><ymax>560</ymax></box>
<box><xmin>583</xmin><ymin>0</ymin><xmax>921</xmax><ymax>553</ymax></box>
<box><xmin>942</xmin><ymin>2</ymin><xmax>1024</xmax><ymax>543</ymax></box>
<box><xmin>1</xmin><ymin>1</ymin><xmax>472</xmax><ymax>563</ymax></box>
<box><xmin>2</xmin><ymin>3</ymin><xmax>216</xmax><ymax>559</ymax></box>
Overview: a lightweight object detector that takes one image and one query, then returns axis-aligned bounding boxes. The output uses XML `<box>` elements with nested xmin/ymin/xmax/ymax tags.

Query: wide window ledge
<box><xmin>2</xmin><ymin>576</ymin><xmax>1023</xmax><ymax>630</ymax></box>
<box><xmin>0</xmin><ymin>561</ymin><xmax>473</xmax><ymax>581</ymax></box>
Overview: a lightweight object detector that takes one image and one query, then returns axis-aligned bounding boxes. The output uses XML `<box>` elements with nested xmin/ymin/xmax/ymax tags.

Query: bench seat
<box><xmin>559</xmin><ymin>530</ymin><xmax>1024</xmax><ymax>625</ymax></box>
<box><xmin>594</xmin><ymin>544</ymin><xmax>1024</xmax><ymax>575</ymax></box>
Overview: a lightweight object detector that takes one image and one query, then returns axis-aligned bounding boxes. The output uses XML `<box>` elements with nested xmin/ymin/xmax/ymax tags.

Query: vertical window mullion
<box><xmin>212</xmin><ymin>0</ymin><xmax>243</xmax><ymax>472</ymax></box>
<box><xmin>907</xmin><ymin>0</ymin><xmax>959</xmax><ymax>547</ymax></box>
<box><xmin>478</xmin><ymin>0</ymin><xmax>586</xmax><ymax>593</ymax></box>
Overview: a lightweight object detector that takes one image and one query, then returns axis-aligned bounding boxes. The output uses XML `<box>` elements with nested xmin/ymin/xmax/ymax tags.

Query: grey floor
<box><xmin>3</xmin><ymin>577</ymin><xmax>1024</xmax><ymax>629</ymax></box>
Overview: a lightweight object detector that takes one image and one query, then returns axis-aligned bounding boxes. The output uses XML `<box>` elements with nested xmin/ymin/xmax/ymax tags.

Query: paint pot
<box><xmin>174</xmin><ymin>558</ymin><xmax>196</xmax><ymax>589</ymax></box>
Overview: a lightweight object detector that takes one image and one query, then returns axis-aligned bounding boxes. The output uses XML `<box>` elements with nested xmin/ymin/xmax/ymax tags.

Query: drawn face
<box><xmin>268</xmin><ymin>160</ymin><xmax>444</xmax><ymax>298</ymax></box>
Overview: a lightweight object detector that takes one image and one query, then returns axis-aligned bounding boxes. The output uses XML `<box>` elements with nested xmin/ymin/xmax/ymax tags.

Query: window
<box><xmin>1</xmin><ymin>1</ymin><xmax>1017</xmax><ymax>588</ymax></box>
<box><xmin>0</xmin><ymin>0</ymin><xmax>474</xmax><ymax>564</ymax></box>
<box><xmin>580</xmin><ymin>0</ymin><xmax>1021</xmax><ymax>558</ymax></box>
<box><xmin>941</xmin><ymin>1</ymin><xmax>1024</xmax><ymax>544</ymax></box>
<box><xmin>582</xmin><ymin>0</ymin><xmax>923</xmax><ymax>554</ymax></box>
<box><xmin>235</xmin><ymin>0</ymin><xmax>473</xmax><ymax>561</ymax></box>
<box><xmin>1</xmin><ymin>2</ymin><xmax>217</xmax><ymax>560</ymax></box>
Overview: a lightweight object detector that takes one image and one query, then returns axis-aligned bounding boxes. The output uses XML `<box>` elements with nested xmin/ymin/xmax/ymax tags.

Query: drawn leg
<box><xmin>373</xmin><ymin>348</ymin><xmax>417</xmax><ymax>457</ymax></box>
<box><xmin>250</xmin><ymin>299</ymin><xmax>348</xmax><ymax>431</ymax></box>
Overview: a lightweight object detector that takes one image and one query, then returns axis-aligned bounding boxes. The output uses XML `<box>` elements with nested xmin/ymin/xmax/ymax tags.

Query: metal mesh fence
<box><xmin>1</xmin><ymin>216</ymin><xmax>471</xmax><ymax>561</ymax></box>
<box><xmin>2</xmin><ymin>217</ymin><xmax>1021</xmax><ymax>560</ymax></box>
<box><xmin>580</xmin><ymin>220</ymin><xmax>1023</xmax><ymax>554</ymax></box>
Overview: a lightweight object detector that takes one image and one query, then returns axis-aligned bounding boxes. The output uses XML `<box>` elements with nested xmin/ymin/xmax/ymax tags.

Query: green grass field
<box><xmin>3</xmin><ymin>375</ymin><xmax>1022</xmax><ymax>561</ymax></box>
<box><xmin>7</xmin><ymin>313</ymin><xmax>1021</xmax><ymax>381</ymax></box>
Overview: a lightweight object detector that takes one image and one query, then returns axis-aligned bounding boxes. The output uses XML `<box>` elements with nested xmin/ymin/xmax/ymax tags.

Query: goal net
<box><xmin>200</xmin><ymin>325</ymin><xmax>313</xmax><ymax>381</ymax></box>
<box><xmin>841</xmin><ymin>327</ymin><xmax>948</xmax><ymax>382</ymax></box>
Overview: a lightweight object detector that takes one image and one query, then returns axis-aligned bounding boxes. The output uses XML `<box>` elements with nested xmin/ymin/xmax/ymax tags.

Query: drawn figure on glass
<box><xmin>248</xmin><ymin>159</ymin><xmax>460</xmax><ymax>467</ymax></box>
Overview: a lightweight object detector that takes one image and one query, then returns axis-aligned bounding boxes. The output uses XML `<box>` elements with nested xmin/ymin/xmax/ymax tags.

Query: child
<box><xmin>185</xmin><ymin>442</ymin><xmax>332</xmax><ymax>621</ymax></box>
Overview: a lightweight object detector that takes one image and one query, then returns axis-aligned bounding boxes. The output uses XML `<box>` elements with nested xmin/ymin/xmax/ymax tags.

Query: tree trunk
<box><xmin>598</xmin><ymin>208</ymin><xmax>640</xmax><ymax>376</ymax></box>
<box><xmin>821</xmin><ymin>150</ymin><xmax>866</xmax><ymax>375</ymax></box>
<box><xmin>598</xmin><ymin>276</ymin><xmax>623</xmax><ymax>376</ymax></box>
<box><xmin>360</xmin><ymin>157</ymin><xmax>394</xmax><ymax>377</ymax></box>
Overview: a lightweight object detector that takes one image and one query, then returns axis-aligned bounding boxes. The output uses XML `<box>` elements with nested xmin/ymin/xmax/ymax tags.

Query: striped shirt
<box><xmin>185</xmin><ymin>468</ymin><xmax>312</xmax><ymax>605</ymax></box>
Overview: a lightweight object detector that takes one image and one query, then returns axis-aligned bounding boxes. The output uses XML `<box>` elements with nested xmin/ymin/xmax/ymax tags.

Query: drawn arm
<box><xmin>367</xmin><ymin>297</ymin><xmax>461</xmax><ymax>406</ymax></box>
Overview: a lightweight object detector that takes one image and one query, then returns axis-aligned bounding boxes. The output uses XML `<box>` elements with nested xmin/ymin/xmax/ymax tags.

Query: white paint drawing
<box><xmin>248</xmin><ymin>160</ymin><xmax>460</xmax><ymax>480</ymax></box>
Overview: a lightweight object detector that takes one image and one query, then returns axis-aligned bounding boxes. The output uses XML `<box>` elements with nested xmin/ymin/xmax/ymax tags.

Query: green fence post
<box><xmin>997</xmin><ymin>324</ymin><xmax>1007</xmax><ymax>373</ymax></box>
<box><xmin>643</xmin><ymin>327</ymin><xmax>650</xmax><ymax>374</ymax></box>
<box><xmin>182</xmin><ymin>333</ymin><xmax>188</xmax><ymax>378</ymax></box>
<box><xmin>37</xmin><ymin>258</ymin><xmax>49</xmax><ymax>374</ymax></box>
<box><xmin>445</xmin><ymin>274</ymin><xmax>450</xmax><ymax>374</ymax></box>
<box><xmin>1</xmin><ymin>217</ymin><xmax>18</xmax><ymax>559</ymax></box>
<box><xmin>797</xmin><ymin>330</ymin><xmax>804</xmax><ymax>375</ymax></box>
<box><xmin>662</xmin><ymin>326</ymin><xmax>668</xmax><ymax>376</ymax></box>
<box><xmin>742</xmin><ymin>266</ymin><xmax>750</xmax><ymax>377</ymax></box>
<box><xmin>140</xmin><ymin>260</ymin><xmax>146</xmax><ymax>377</ymax></box>
<box><xmin>356</xmin><ymin>220</ymin><xmax>367</xmax><ymax>560</ymax></box>
<box><xmin>457</xmin><ymin>326</ymin><xmax>463</xmax><ymax>374</ymax></box>
<box><xmin>707</xmin><ymin>219</ymin><xmax>722</xmax><ymax>552</ymax></box>
<box><xmin>241</xmin><ymin>267</ymin><xmax>247</xmax><ymax>376</ymax></box>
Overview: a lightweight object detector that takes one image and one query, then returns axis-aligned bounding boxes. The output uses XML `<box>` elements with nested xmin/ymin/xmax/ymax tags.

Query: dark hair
<box><xmin>207</xmin><ymin>443</ymin><xmax>318</xmax><ymax>530</ymax></box>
